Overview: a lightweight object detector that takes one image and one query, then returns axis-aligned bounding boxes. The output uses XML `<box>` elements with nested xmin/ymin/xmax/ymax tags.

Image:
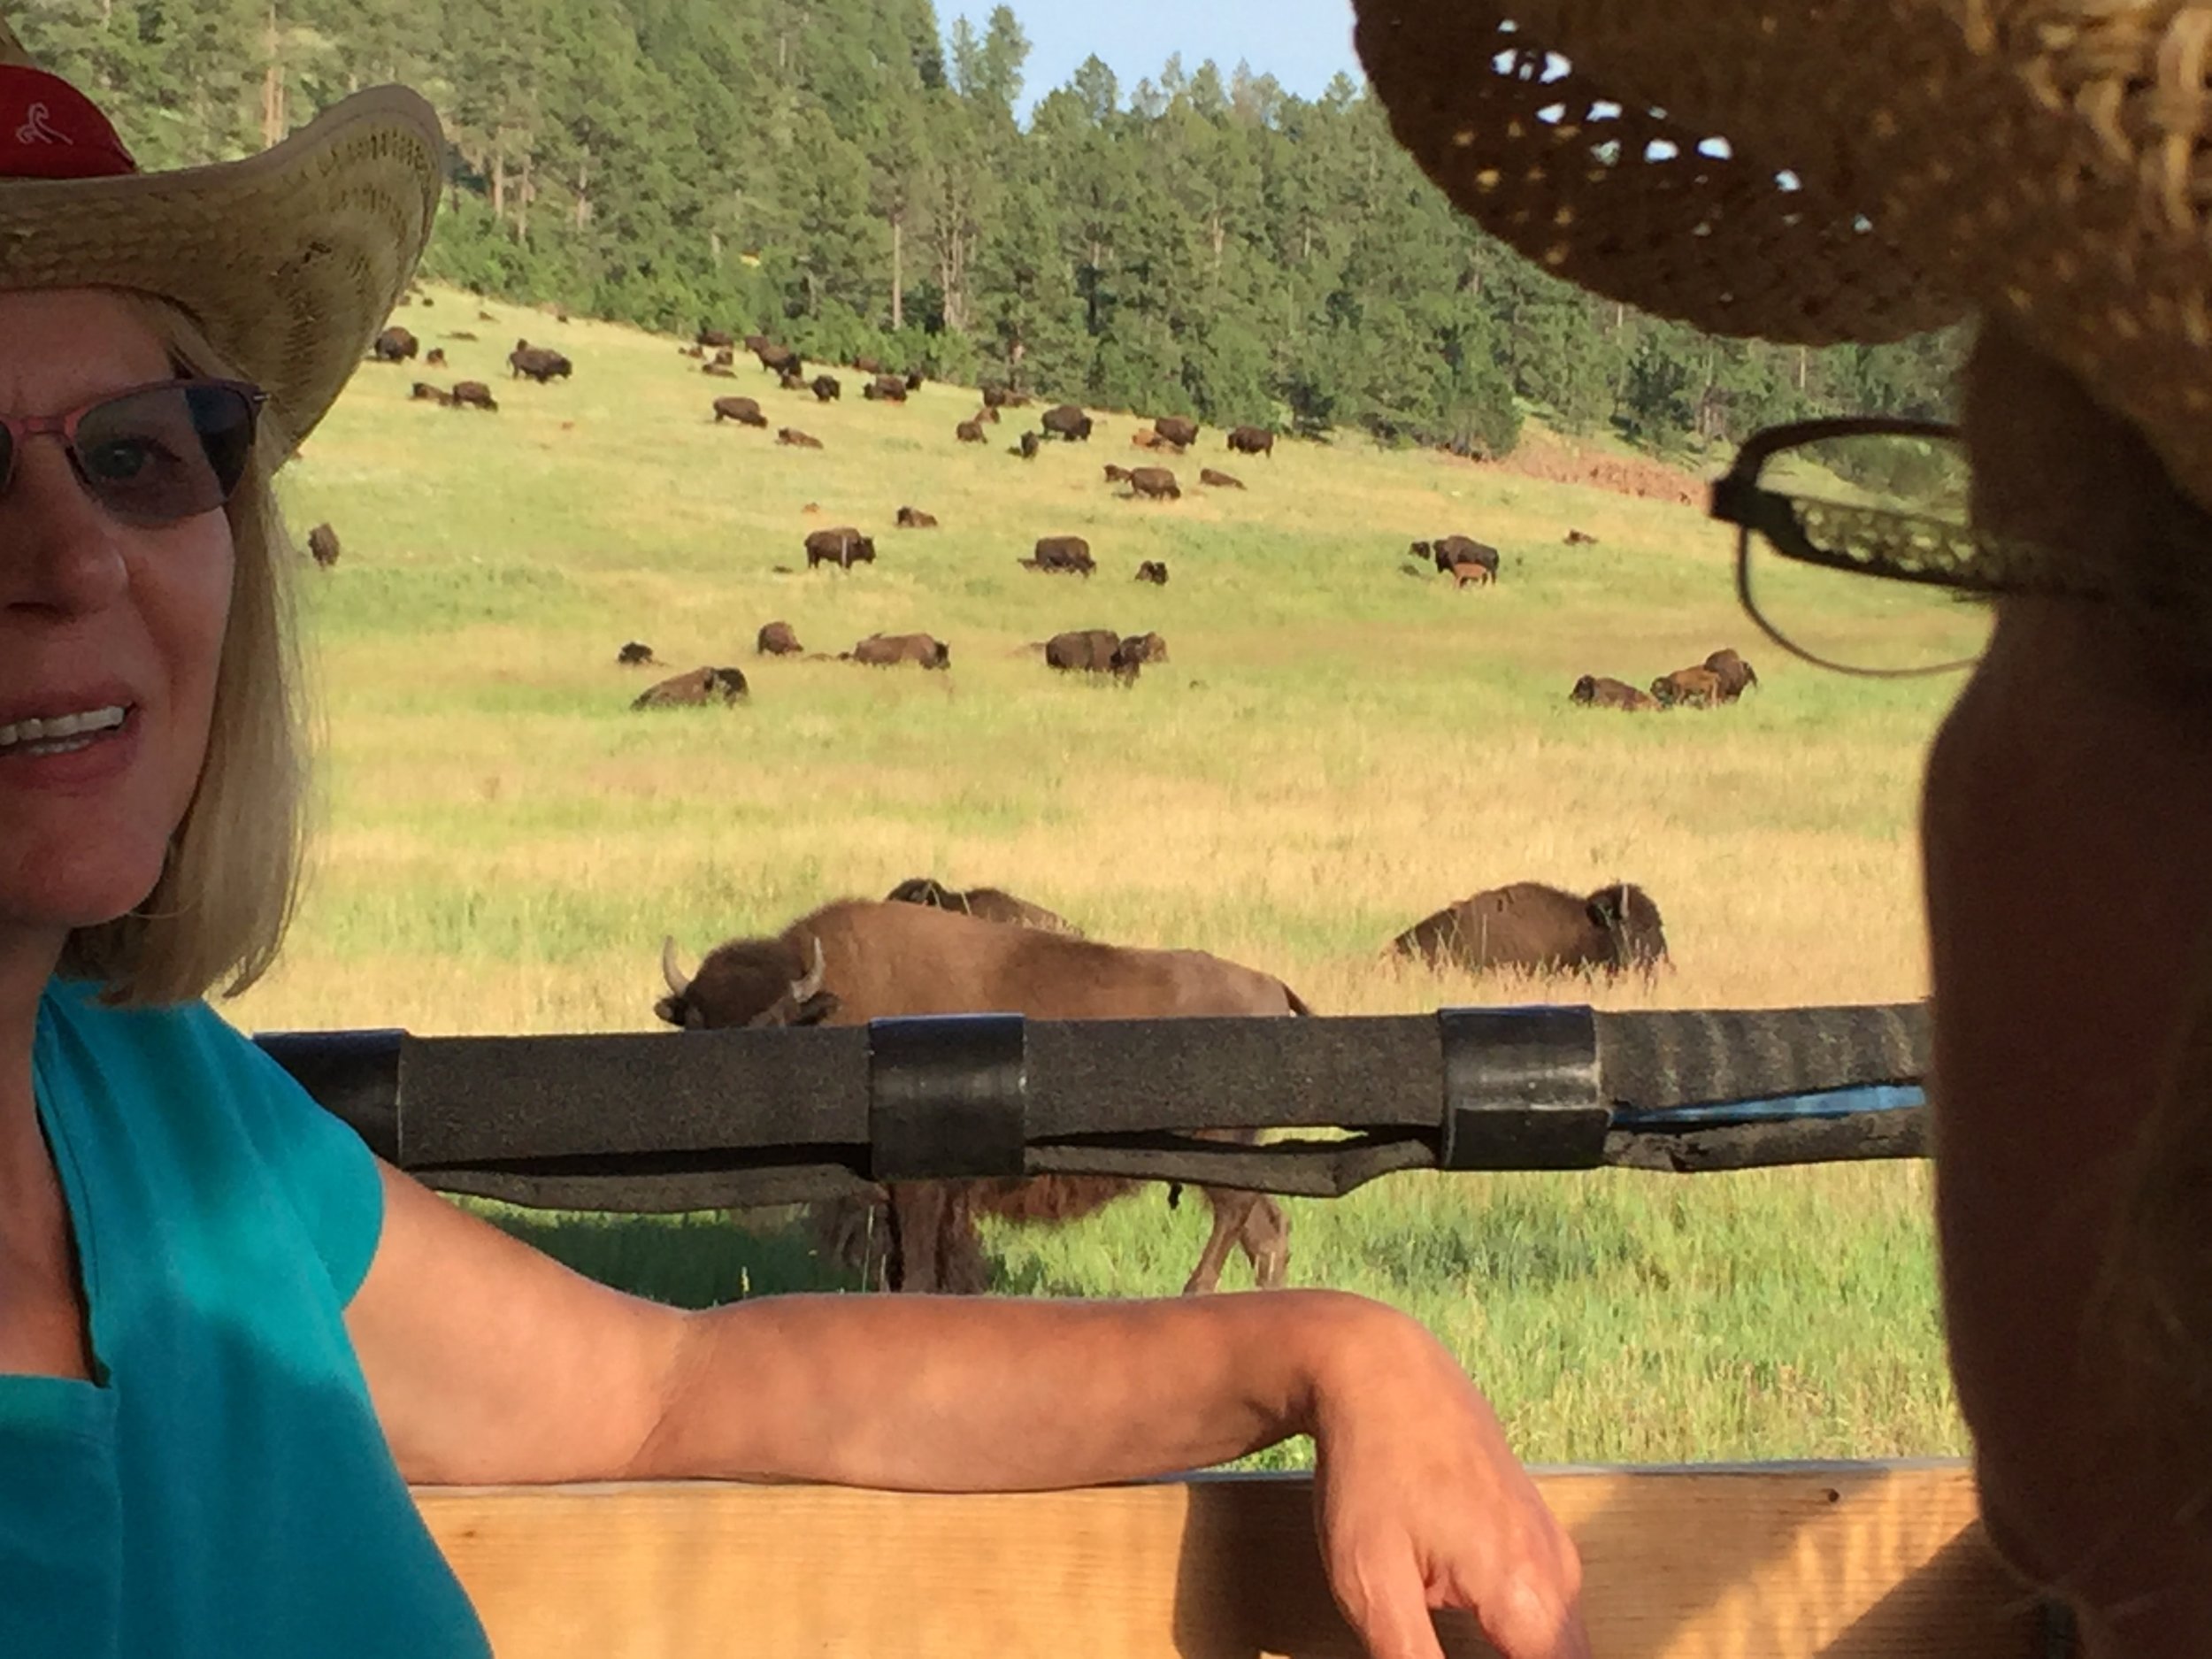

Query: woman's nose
<box><xmin>0</xmin><ymin>436</ymin><xmax>129</xmax><ymax>618</ymax></box>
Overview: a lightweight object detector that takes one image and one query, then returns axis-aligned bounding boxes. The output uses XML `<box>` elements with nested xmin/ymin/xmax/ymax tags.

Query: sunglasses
<box><xmin>0</xmin><ymin>377</ymin><xmax>265</xmax><ymax>527</ymax></box>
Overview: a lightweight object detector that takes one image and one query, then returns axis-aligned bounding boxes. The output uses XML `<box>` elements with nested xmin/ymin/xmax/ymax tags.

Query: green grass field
<box><xmin>227</xmin><ymin>288</ymin><xmax>1968</xmax><ymax>1469</ymax></box>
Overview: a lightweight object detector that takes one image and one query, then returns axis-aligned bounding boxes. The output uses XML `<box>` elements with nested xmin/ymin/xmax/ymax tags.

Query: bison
<box><xmin>423</xmin><ymin>346</ymin><xmax>446</xmax><ymax>367</ymax></box>
<box><xmin>1119</xmin><ymin>631</ymin><xmax>1169</xmax><ymax>665</ymax></box>
<box><xmin>955</xmin><ymin>419</ymin><xmax>986</xmax><ymax>444</ymax></box>
<box><xmin>849</xmin><ymin>632</ymin><xmax>949</xmax><ymax>669</ymax></box>
<box><xmin>1564</xmin><ymin>527</ymin><xmax>1599</xmax><ymax>545</ymax></box>
<box><xmin>1570</xmin><ymin>674</ymin><xmax>1659</xmax><ymax>710</ymax></box>
<box><xmin>1046</xmin><ymin>628</ymin><xmax>1141</xmax><ymax>679</ymax></box>
<box><xmin>370</xmin><ymin>326</ymin><xmax>418</xmax><ymax>363</ymax></box>
<box><xmin>755</xmin><ymin>342</ymin><xmax>803</xmax><ymax>378</ymax></box>
<box><xmin>979</xmin><ymin>384</ymin><xmax>1013</xmax><ymax>409</ymax></box>
<box><xmin>1199</xmin><ymin>467</ymin><xmax>1244</xmax><ymax>489</ymax></box>
<box><xmin>1448</xmin><ymin>562</ymin><xmax>1494</xmax><ymax>588</ymax></box>
<box><xmin>408</xmin><ymin>380</ymin><xmax>449</xmax><ymax>403</ymax></box>
<box><xmin>654</xmin><ymin>899</ymin><xmax>1302</xmax><ymax>1294</ymax></box>
<box><xmin>696</xmin><ymin>326</ymin><xmax>736</xmax><ymax>349</ymax></box>
<box><xmin>305</xmin><ymin>523</ymin><xmax>340</xmax><ymax>569</ymax></box>
<box><xmin>631</xmin><ymin>665</ymin><xmax>749</xmax><ymax>710</ymax></box>
<box><xmin>863</xmin><ymin>374</ymin><xmax>909</xmax><ymax>403</ymax></box>
<box><xmin>508</xmin><ymin>339</ymin><xmax>572</xmax><ymax>382</ymax></box>
<box><xmin>711</xmin><ymin>346</ymin><xmax>735</xmax><ymax>366</ymax></box>
<box><xmin>851</xmin><ymin>355</ymin><xmax>883</xmax><ymax>375</ymax></box>
<box><xmin>779</xmin><ymin>367</ymin><xmax>809</xmax><ymax>392</ymax></box>
<box><xmin>1041</xmin><ymin>403</ymin><xmax>1094</xmax><ymax>442</ymax></box>
<box><xmin>884</xmin><ymin>878</ymin><xmax>1079</xmax><ymax>935</ymax></box>
<box><xmin>618</xmin><ymin>641</ymin><xmax>659</xmax><ymax>666</ymax></box>
<box><xmin>904</xmin><ymin>370</ymin><xmax>926</xmax><ymax>393</ymax></box>
<box><xmin>1153</xmin><ymin>415</ymin><xmax>1199</xmax><ymax>449</ymax></box>
<box><xmin>712</xmin><ymin>396</ymin><xmax>768</xmax><ymax>427</ymax></box>
<box><xmin>1415</xmin><ymin>535</ymin><xmax>1501</xmax><ymax>577</ymax></box>
<box><xmin>1391</xmin><ymin>881</ymin><xmax>1669</xmax><ymax>978</ymax></box>
<box><xmin>1702</xmin><ymin>649</ymin><xmax>1760</xmax><ymax>701</ymax></box>
<box><xmin>756</xmin><ymin>622</ymin><xmax>803</xmax><ymax>657</ymax></box>
<box><xmin>1651</xmin><ymin>665</ymin><xmax>1726</xmax><ymax>708</ymax></box>
<box><xmin>804</xmin><ymin>526</ymin><xmax>876</xmax><ymax>570</ymax></box>
<box><xmin>776</xmin><ymin>426</ymin><xmax>823</xmax><ymax>449</ymax></box>
<box><xmin>810</xmin><ymin>374</ymin><xmax>841</xmax><ymax>402</ymax></box>
<box><xmin>1226</xmin><ymin>426</ymin><xmax>1275</xmax><ymax>458</ymax></box>
<box><xmin>449</xmin><ymin>381</ymin><xmax>498</xmax><ymax>411</ymax></box>
<box><xmin>1022</xmin><ymin>534</ymin><xmax>1094</xmax><ymax>576</ymax></box>
<box><xmin>1129</xmin><ymin>428</ymin><xmax>1170</xmax><ymax>451</ymax></box>
<box><xmin>895</xmin><ymin>506</ymin><xmax>939</xmax><ymax>529</ymax></box>
<box><xmin>1125</xmin><ymin>465</ymin><xmax>1181</xmax><ymax>501</ymax></box>
<box><xmin>703</xmin><ymin>362</ymin><xmax>737</xmax><ymax>378</ymax></box>
<box><xmin>1102</xmin><ymin>463</ymin><xmax>1132</xmax><ymax>484</ymax></box>
<box><xmin>1134</xmin><ymin>560</ymin><xmax>1169</xmax><ymax>585</ymax></box>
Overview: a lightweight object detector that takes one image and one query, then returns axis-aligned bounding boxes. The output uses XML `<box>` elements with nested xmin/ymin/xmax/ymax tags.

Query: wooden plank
<box><xmin>415</xmin><ymin>1461</ymin><xmax>2037</xmax><ymax>1658</ymax></box>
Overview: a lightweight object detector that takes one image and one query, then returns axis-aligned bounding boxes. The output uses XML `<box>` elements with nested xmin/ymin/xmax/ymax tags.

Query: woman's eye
<box><xmin>82</xmin><ymin>437</ymin><xmax>161</xmax><ymax>480</ymax></box>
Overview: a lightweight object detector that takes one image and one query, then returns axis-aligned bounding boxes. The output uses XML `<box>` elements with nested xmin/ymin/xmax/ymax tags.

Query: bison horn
<box><xmin>661</xmin><ymin>935</ymin><xmax>694</xmax><ymax>999</ymax></box>
<box><xmin>790</xmin><ymin>935</ymin><xmax>826</xmax><ymax>1003</ymax></box>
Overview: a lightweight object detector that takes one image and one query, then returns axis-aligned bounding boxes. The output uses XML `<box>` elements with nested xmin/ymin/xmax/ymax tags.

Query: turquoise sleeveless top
<box><xmin>1</xmin><ymin>980</ymin><xmax>490</xmax><ymax>1656</ymax></box>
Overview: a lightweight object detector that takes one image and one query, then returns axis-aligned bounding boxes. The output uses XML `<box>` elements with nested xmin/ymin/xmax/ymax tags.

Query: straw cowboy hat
<box><xmin>1352</xmin><ymin>0</ymin><xmax>2212</xmax><ymax>510</ymax></box>
<box><xmin>0</xmin><ymin>16</ymin><xmax>441</xmax><ymax>452</ymax></box>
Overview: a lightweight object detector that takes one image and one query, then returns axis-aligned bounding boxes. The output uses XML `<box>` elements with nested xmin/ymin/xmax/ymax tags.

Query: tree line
<box><xmin>23</xmin><ymin>0</ymin><xmax>1961</xmax><ymax>457</ymax></box>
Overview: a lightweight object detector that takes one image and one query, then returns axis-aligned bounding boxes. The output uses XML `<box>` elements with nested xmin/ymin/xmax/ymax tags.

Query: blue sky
<box><xmin>944</xmin><ymin>0</ymin><xmax>1363</xmax><ymax>113</ymax></box>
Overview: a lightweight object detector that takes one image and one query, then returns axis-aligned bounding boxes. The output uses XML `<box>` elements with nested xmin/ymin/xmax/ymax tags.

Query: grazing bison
<box><xmin>1564</xmin><ymin>527</ymin><xmax>1599</xmax><ymax>545</ymax></box>
<box><xmin>618</xmin><ymin>641</ymin><xmax>659</xmax><ymax>666</ymax></box>
<box><xmin>851</xmin><ymin>355</ymin><xmax>883</xmax><ymax>375</ymax></box>
<box><xmin>975</xmin><ymin>403</ymin><xmax>1001</xmax><ymax>425</ymax></box>
<box><xmin>305</xmin><ymin>523</ymin><xmax>340</xmax><ymax>569</ymax></box>
<box><xmin>755</xmin><ymin>342</ymin><xmax>803</xmax><ymax>378</ymax></box>
<box><xmin>955</xmin><ymin>419</ymin><xmax>986</xmax><ymax>443</ymax></box>
<box><xmin>849</xmin><ymin>632</ymin><xmax>949</xmax><ymax>669</ymax></box>
<box><xmin>449</xmin><ymin>381</ymin><xmax>498</xmax><ymax>411</ymax></box>
<box><xmin>422</xmin><ymin>346</ymin><xmax>446</xmax><ymax>367</ymax></box>
<box><xmin>810</xmin><ymin>374</ymin><xmax>841</xmax><ymax>402</ymax></box>
<box><xmin>408</xmin><ymin>380</ymin><xmax>447</xmax><ymax>403</ymax></box>
<box><xmin>1022</xmin><ymin>535</ymin><xmax>1094</xmax><ymax>576</ymax></box>
<box><xmin>712</xmin><ymin>396</ymin><xmax>768</xmax><ymax>427</ymax></box>
<box><xmin>1102</xmin><ymin>463</ymin><xmax>1132</xmax><ymax>483</ymax></box>
<box><xmin>1226</xmin><ymin>426</ymin><xmax>1275</xmax><ymax>458</ymax></box>
<box><xmin>1153</xmin><ymin>415</ymin><xmax>1200</xmax><ymax>449</ymax></box>
<box><xmin>631</xmin><ymin>665</ymin><xmax>749</xmax><ymax>710</ymax></box>
<box><xmin>1570</xmin><ymin>674</ymin><xmax>1659</xmax><ymax>710</ymax></box>
<box><xmin>508</xmin><ymin>339</ymin><xmax>572</xmax><ymax>382</ymax></box>
<box><xmin>1125</xmin><ymin>465</ymin><xmax>1181</xmax><ymax>501</ymax></box>
<box><xmin>980</xmin><ymin>384</ymin><xmax>1016</xmax><ymax>409</ymax></box>
<box><xmin>804</xmin><ymin>526</ymin><xmax>877</xmax><ymax>570</ymax></box>
<box><xmin>370</xmin><ymin>326</ymin><xmax>418</xmax><ymax>363</ymax></box>
<box><xmin>895</xmin><ymin>506</ymin><xmax>939</xmax><ymax>529</ymax></box>
<box><xmin>1134</xmin><ymin>560</ymin><xmax>1169</xmax><ymax>585</ymax></box>
<box><xmin>1651</xmin><ymin>665</ymin><xmax>1726</xmax><ymax>708</ymax></box>
<box><xmin>1041</xmin><ymin>403</ymin><xmax>1094</xmax><ymax>442</ymax></box>
<box><xmin>777</xmin><ymin>426</ymin><xmax>823</xmax><ymax>449</ymax></box>
<box><xmin>1391</xmin><ymin>881</ymin><xmax>1669</xmax><ymax>978</ymax></box>
<box><xmin>697</xmin><ymin>327</ymin><xmax>736</xmax><ymax>349</ymax></box>
<box><xmin>1046</xmin><ymin>628</ymin><xmax>1141</xmax><ymax>679</ymax></box>
<box><xmin>655</xmin><ymin>899</ymin><xmax>1302</xmax><ymax>1294</ymax></box>
<box><xmin>1570</xmin><ymin>674</ymin><xmax>1656</xmax><ymax>710</ymax></box>
<box><xmin>863</xmin><ymin>374</ymin><xmax>909</xmax><ymax>403</ymax></box>
<box><xmin>1413</xmin><ymin>535</ymin><xmax>1502</xmax><ymax>578</ymax></box>
<box><xmin>1702</xmin><ymin>648</ymin><xmax>1760</xmax><ymax>701</ymax></box>
<box><xmin>1199</xmin><ymin>467</ymin><xmax>1244</xmax><ymax>489</ymax></box>
<box><xmin>885</xmin><ymin>878</ymin><xmax>1079</xmax><ymax>935</ymax></box>
<box><xmin>1014</xmin><ymin>431</ymin><xmax>1041</xmax><ymax>459</ymax></box>
<box><xmin>756</xmin><ymin>622</ymin><xmax>803</xmax><ymax>657</ymax></box>
<box><xmin>904</xmin><ymin>370</ymin><xmax>926</xmax><ymax>392</ymax></box>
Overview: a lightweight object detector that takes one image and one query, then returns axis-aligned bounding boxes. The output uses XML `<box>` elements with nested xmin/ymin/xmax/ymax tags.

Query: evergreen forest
<box><xmin>21</xmin><ymin>0</ymin><xmax>1963</xmax><ymax>457</ymax></box>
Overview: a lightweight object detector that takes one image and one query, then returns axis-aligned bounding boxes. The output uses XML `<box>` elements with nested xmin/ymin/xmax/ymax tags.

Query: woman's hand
<box><xmin>1309</xmin><ymin>1313</ymin><xmax>1588</xmax><ymax>1659</ymax></box>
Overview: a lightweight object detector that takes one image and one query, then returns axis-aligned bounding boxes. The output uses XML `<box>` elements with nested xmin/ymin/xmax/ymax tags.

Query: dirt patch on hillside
<box><xmin>1493</xmin><ymin>430</ymin><xmax>1710</xmax><ymax>507</ymax></box>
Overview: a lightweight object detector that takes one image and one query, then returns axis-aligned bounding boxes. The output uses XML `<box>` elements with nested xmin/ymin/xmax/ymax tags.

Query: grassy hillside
<box><xmin>231</xmin><ymin>288</ymin><xmax>1967</xmax><ymax>1467</ymax></box>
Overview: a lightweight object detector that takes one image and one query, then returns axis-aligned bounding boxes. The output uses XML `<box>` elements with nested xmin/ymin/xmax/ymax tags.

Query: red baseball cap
<box><xmin>0</xmin><ymin>64</ymin><xmax>134</xmax><ymax>180</ymax></box>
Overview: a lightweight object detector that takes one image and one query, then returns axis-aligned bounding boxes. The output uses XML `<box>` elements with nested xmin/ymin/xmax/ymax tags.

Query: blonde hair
<box><xmin>57</xmin><ymin>291</ymin><xmax>309</xmax><ymax>1004</ymax></box>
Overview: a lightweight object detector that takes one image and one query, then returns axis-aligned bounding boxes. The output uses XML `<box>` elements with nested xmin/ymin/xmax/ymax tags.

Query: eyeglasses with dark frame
<box><xmin>1709</xmin><ymin>415</ymin><xmax>2088</xmax><ymax>676</ymax></box>
<box><xmin>0</xmin><ymin>377</ymin><xmax>266</xmax><ymax>528</ymax></box>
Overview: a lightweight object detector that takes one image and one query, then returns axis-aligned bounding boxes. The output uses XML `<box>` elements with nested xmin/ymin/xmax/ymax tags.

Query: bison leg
<box><xmin>1183</xmin><ymin>1187</ymin><xmax>1261</xmax><ymax>1295</ymax></box>
<box><xmin>887</xmin><ymin>1182</ymin><xmax>992</xmax><ymax>1294</ymax></box>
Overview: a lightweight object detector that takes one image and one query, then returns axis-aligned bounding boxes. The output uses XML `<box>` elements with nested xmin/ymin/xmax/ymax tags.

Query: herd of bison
<box><xmin>343</xmin><ymin>297</ymin><xmax>1763</xmax><ymax>1294</ymax></box>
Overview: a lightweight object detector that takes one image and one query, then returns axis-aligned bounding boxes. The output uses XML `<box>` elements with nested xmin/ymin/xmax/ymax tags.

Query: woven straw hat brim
<box><xmin>1353</xmin><ymin>0</ymin><xmax>2212</xmax><ymax>511</ymax></box>
<box><xmin>0</xmin><ymin>84</ymin><xmax>442</xmax><ymax>454</ymax></box>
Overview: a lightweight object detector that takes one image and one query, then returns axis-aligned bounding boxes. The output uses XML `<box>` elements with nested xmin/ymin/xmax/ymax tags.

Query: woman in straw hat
<box><xmin>0</xmin><ymin>23</ymin><xmax>1589</xmax><ymax>1659</ymax></box>
<box><xmin>1355</xmin><ymin>0</ymin><xmax>2212</xmax><ymax>1650</ymax></box>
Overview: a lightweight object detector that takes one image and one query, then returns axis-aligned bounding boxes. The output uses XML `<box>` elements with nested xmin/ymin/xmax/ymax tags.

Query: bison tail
<box><xmin>1284</xmin><ymin>987</ymin><xmax>1315</xmax><ymax>1018</ymax></box>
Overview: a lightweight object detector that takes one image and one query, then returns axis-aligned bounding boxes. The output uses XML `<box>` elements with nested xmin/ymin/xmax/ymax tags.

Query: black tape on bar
<box><xmin>1437</xmin><ymin>1005</ymin><xmax>1609</xmax><ymax>1171</ymax></box>
<box><xmin>254</xmin><ymin>1028</ymin><xmax>405</xmax><ymax>1162</ymax></box>
<box><xmin>869</xmin><ymin>1013</ymin><xmax>1029</xmax><ymax>1181</ymax></box>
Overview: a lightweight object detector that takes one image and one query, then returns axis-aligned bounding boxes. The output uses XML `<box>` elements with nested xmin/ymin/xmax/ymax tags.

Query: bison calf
<box><xmin>849</xmin><ymin>632</ymin><xmax>950</xmax><ymax>669</ymax></box>
<box><xmin>756</xmin><ymin>622</ymin><xmax>803</xmax><ymax>657</ymax></box>
<box><xmin>1134</xmin><ymin>560</ymin><xmax>1169</xmax><ymax>585</ymax></box>
<box><xmin>1199</xmin><ymin>467</ymin><xmax>1244</xmax><ymax>489</ymax></box>
<box><xmin>1570</xmin><ymin>674</ymin><xmax>1658</xmax><ymax>710</ymax></box>
<box><xmin>618</xmin><ymin>641</ymin><xmax>658</xmax><ymax>666</ymax></box>
<box><xmin>305</xmin><ymin>523</ymin><xmax>340</xmax><ymax>570</ymax></box>
<box><xmin>776</xmin><ymin>426</ymin><xmax>823</xmax><ymax>449</ymax></box>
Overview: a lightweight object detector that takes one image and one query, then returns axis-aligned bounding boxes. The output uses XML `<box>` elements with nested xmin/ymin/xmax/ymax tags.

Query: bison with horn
<box><xmin>656</xmin><ymin>899</ymin><xmax>1305</xmax><ymax>1296</ymax></box>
